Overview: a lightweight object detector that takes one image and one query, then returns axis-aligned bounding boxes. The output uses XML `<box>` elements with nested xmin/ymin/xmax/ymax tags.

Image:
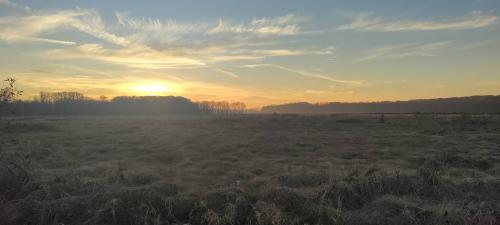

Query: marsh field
<box><xmin>1</xmin><ymin>114</ymin><xmax>499</xmax><ymax>225</ymax></box>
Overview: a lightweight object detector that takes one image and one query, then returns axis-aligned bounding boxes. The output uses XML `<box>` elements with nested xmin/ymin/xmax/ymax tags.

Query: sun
<box><xmin>133</xmin><ymin>83</ymin><xmax>170</xmax><ymax>96</ymax></box>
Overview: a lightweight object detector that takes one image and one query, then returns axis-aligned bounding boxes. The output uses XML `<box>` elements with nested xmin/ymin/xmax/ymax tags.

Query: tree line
<box><xmin>1</xmin><ymin>91</ymin><xmax>247</xmax><ymax>116</ymax></box>
<box><xmin>261</xmin><ymin>96</ymin><xmax>500</xmax><ymax>114</ymax></box>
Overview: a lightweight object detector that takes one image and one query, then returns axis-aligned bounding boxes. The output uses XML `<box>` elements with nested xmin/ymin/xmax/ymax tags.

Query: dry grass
<box><xmin>0</xmin><ymin>114</ymin><xmax>499</xmax><ymax>225</ymax></box>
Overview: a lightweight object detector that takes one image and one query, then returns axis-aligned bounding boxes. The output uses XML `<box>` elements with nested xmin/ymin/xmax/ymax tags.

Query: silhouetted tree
<box><xmin>1</xmin><ymin>87</ymin><xmax>252</xmax><ymax>116</ymax></box>
<box><xmin>230</xmin><ymin>102</ymin><xmax>246</xmax><ymax>114</ymax></box>
<box><xmin>196</xmin><ymin>101</ymin><xmax>247</xmax><ymax>115</ymax></box>
<box><xmin>39</xmin><ymin>91</ymin><xmax>84</xmax><ymax>103</ymax></box>
<box><xmin>0</xmin><ymin>78</ymin><xmax>22</xmax><ymax>105</ymax></box>
<box><xmin>99</xmin><ymin>95</ymin><xmax>109</xmax><ymax>102</ymax></box>
<box><xmin>0</xmin><ymin>77</ymin><xmax>23</xmax><ymax>123</ymax></box>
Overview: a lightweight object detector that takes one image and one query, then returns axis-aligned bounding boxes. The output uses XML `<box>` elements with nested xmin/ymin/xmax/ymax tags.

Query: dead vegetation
<box><xmin>0</xmin><ymin>114</ymin><xmax>499</xmax><ymax>225</ymax></box>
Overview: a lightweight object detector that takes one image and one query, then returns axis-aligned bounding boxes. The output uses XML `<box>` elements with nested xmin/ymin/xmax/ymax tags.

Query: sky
<box><xmin>0</xmin><ymin>0</ymin><xmax>499</xmax><ymax>108</ymax></box>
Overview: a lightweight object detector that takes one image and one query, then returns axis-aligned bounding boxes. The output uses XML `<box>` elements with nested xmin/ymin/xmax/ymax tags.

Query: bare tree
<box><xmin>39</xmin><ymin>91</ymin><xmax>83</xmax><ymax>103</ymax></box>
<box><xmin>0</xmin><ymin>78</ymin><xmax>23</xmax><ymax>105</ymax></box>
<box><xmin>197</xmin><ymin>101</ymin><xmax>247</xmax><ymax>115</ymax></box>
<box><xmin>99</xmin><ymin>95</ymin><xmax>109</xmax><ymax>102</ymax></box>
<box><xmin>0</xmin><ymin>77</ymin><xmax>23</xmax><ymax>125</ymax></box>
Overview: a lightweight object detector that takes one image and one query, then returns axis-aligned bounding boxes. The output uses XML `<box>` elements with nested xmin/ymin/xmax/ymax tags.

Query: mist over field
<box><xmin>1</xmin><ymin>0</ymin><xmax>500</xmax><ymax>225</ymax></box>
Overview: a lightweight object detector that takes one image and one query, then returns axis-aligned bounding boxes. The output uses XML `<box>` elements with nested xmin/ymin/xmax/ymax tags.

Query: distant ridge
<box><xmin>261</xmin><ymin>95</ymin><xmax>500</xmax><ymax>114</ymax></box>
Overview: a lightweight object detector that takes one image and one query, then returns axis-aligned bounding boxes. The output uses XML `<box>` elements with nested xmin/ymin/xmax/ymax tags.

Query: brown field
<box><xmin>1</xmin><ymin>114</ymin><xmax>500</xmax><ymax>225</ymax></box>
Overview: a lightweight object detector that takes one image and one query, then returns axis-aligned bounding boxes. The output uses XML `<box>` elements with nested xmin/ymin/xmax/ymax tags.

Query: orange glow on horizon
<box><xmin>129</xmin><ymin>82</ymin><xmax>172</xmax><ymax>96</ymax></box>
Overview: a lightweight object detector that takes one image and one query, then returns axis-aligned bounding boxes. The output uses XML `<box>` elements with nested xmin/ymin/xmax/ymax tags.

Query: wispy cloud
<box><xmin>207</xmin><ymin>14</ymin><xmax>306</xmax><ymax>36</ymax></box>
<box><xmin>0</xmin><ymin>9</ymin><xmax>323</xmax><ymax>69</ymax></box>
<box><xmin>455</xmin><ymin>39</ymin><xmax>498</xmax><ymax>51</ymax></box>
<box><xmin>114</xmin><ymin>12</ymin><xmax>210</xmax><ymax>44</ymax></box>
<box><xmin>43</xmin><ymin>43</ymin><xmax>205</xmax><ymax>69</ymax></box>
<box><xmin>339</xmin><ymin>11</ymin><xmax>498</xmax><ymax>32</ymax></box>
<box><xmin>115</xmin><ymin>12</ymin><xmax>208</xmax><ymax>33</ymax></box>
<box><xmin>242</xmin><ymin>64</ymin><xmax>363</xmax><ymax>85</ymax></box>
<box><xmin>204</xmin><ymin>48</ymin><xmax>328</xmax><ymax>63</ymax></box>
<box><xmin>355</xmin><ymin>41</ymin><xmax>452</xmax><ymax>62</ymax></box>
<box><xmin>111</xmin><ymin>13</ymin><xmax>308</xmax><ymax>54</ymax></box>
<box><xmin>72</xmin><ymin>9</ymin><xmax>130</xmax><ymax>47</ymax></box>
<box><xmin>0</xmin><ymin>10</ymin><xmax>80</xmax><ymax>45</ymax></box>
<box><xmin>0</xmin><ymin>8</ymin><xmax>129</xmax><ymax>46</ymax></box>
<box><xmin>214</xmin><ymin>67</ymin><xmax>239</xmax><ymax>78</ymax></box>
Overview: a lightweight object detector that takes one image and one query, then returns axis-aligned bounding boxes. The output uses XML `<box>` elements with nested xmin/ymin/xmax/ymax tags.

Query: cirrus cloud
<box><xmin>354</xmin><ymin>41</ymin><xmax>453</xmax><ymax>62</ymax></box>
<box><xmin>206</xmin><ymin>14</ymin><xmax>307</xmax><ymax>36</ymax></box>
<box><xmin>339</xmin><ymin>11</ymin><xmax>498</xmax><ymax>32</ymax></box>
<box><xmin>0</xmin><ymin>8</ymin><xmax>326</xmax><ymax>69</ymax></box>
<box><xmin>42</xmin><ymin>43</ymin><xmax>205</xmax><ymax>69</ymax></box>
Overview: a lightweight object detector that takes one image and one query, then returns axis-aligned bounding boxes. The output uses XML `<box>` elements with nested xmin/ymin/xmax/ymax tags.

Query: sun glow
<box><xmin>132</xmin><ymin>83</ymin><xmax>171</xmax><ymax>96</ymax></box>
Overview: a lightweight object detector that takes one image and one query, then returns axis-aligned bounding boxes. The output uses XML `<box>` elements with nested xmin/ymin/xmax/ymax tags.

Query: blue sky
<box><xmin>1</xmin><ymin>0</ymin><xmax>499</xmax><ymax>107</ymax></box>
